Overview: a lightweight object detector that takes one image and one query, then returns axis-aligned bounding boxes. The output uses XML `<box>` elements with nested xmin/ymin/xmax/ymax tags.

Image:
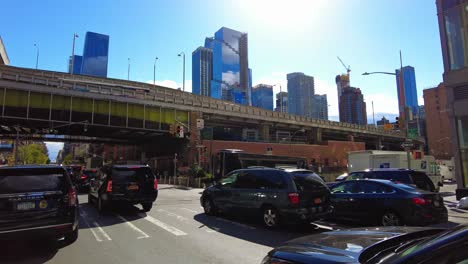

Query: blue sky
<box><xmin>1</xmin><ymin>0</ymin><xmax>444</xmax><ymax>156</ymax></box>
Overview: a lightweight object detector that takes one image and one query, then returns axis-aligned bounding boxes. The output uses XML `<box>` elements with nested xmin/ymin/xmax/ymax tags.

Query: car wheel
<box><xmin>97</xmin><ymin>195</ymin><xmax>107</xmax><ymax>214</ymax></box>
<box><xmin>88</xmin><ymin>193</ymin><xmax>94</xmax><ymax>205</ymax></box>
<box><xmin>203</xmin><ymin>198</ymin><xmax>216</xmax><ymax>216</ymax></box>
<box><xmin>381</xmin><ymin>211</ymin><xmax>402</xmax><ymax>226</ymax></box>
<box><xmin>262</xmin><ymin>207</ymin><xmax>280</xmax><ymax>228</ymax></box>
<box><xmin>64</xmin><ymin>228</ymin><xmax>78</xmax><ymax>245</ymax></box>
<box><xmin>142</xmin><ymin>202</ymin><xmax>153</xmax><ymax>212</ymax></box>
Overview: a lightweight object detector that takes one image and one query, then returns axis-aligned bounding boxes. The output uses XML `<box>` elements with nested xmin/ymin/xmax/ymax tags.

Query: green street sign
<box><xmin>408</xmin><ymin>129</ymin><xmax>418</xmax><ymax>139</ymax></box>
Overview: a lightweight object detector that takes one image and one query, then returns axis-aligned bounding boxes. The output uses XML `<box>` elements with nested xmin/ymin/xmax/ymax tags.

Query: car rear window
<box><xmin>112</xmin><ymin>167</ymin><xmax>154</xmax><ymax>182</ymax></box>
<box><xmin>294</xmin><ymin>175</ymin><xmax>327</xmax><ymax>192</ymax></box>
<box><xmin>83</xmin><ymin>170</ymin><xmax>97</xmax><ymax>178</ymax></box>
<box><xmin>410</xmin><ymin>171</ymin><xmax>435</xmax><ymax>192</ymax></box>
<box><xmin>253</xmin><ymin>170</ymin><xmax>288</xmax><ymax>189</ymax></box>
<box><xmin>373</xmin><ymin>171</ymin><xmax>412</xmax><ymax>183</ymax></box>
<box><xmin>0</xmin><ymin>168</ymin><xmax>67</xmax><ymax>194</ymax></box>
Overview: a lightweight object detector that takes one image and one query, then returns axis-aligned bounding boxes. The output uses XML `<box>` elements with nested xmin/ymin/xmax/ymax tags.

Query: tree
<box><xmin>17</xmin><ymin>143</ymin><xmax>49</xmax><ymax>165</ymax></box>
<box><xmin>63</xmin><ymin>153</ymin><xmax>73</xmax><ymax>165</ymax></box>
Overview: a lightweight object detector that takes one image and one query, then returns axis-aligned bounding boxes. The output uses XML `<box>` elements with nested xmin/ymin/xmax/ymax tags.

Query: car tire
<box><xmin>88</xmin><ymin>193</ymin><xmax>94</xmax><ymax>205</ymax></box>
<box><xmin>381</xmin><ymin>211</ymin><xmax>402</xmax><ymax>226</ymax></box>
<box><xmin>203</xmin><ymin>198</ymin><xmax>216</xmax><ymax>216</ymax></box>
<box><xmin>262</xmin><ymin>206</ymin><xmax>280</xmax><ymax>228</ymax></box>
<box><xmin>142</xmin><ymin>202</ymin><xmax>153</xmax><ymax>212</ymax></box>
<box><xmin>97</xmin><ymin>195</ymin><xmax>107</xmax><ymax>214</ymax></box>
<box><xmin>64</xmin><ymin>228</ymin><xmax>78</xmax><ymax>245</ymax></box>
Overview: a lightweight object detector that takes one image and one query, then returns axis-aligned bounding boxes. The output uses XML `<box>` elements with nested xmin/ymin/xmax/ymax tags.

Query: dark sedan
<box><xmin>328</xmin><ymin>179</ymin><xmax>447</xmax><ymax>226</ymax></box>
<box><xmin>262</xmin><ymin>225</ymin><xmax>468</xmax><ymax>264</ymax></box>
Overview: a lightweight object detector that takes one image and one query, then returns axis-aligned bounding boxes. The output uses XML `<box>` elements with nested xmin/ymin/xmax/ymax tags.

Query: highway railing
<box><xmin>0</xmin><ymin>65</ymin><xmax>405</xmax><ymax>138</ymax></box>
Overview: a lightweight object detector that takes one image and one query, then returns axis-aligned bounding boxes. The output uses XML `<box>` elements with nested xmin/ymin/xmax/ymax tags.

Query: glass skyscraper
<box><xmin>192</xmin><ymin>47</ymin><xmax>213</xmax><ymax>96</ymax></box>
<box><xmin>68</xmin><ymin>55</ymin><xmax>82</xmax><ymax>74</ymax></box>
<box><xmin>81</xmin><ymin>32</ymin><xmax>109</xmax><ymax>77</ymax></box>
<box><xmin>252</xmin><ymin>84</ymin><xmax>273</xmax><ymax>111</ymax></box>
<box><xmin>287</xmin><ymin>72</ymin><xmax>315</xmax><ymax>117</ymax></box>
<box><xmin>339</xmin><ymin>87</ymin><xmax>367</xmax><ymax>125</ymax></box>
<box><xmin>312</xmin><ymin>94</ymin><xmax>328</xmax><ymax>120</ymax></box>
<box><xmin>396</xmin><ymin>66</ymin><xmax>418</xmax><ymax>118</ymax></box>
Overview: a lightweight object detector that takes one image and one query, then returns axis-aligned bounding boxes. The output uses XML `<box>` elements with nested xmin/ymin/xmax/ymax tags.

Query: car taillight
<box><xmin>154</xmin><ymin>178</ymin><xmax>158</xmax><ymax>190</ymax></box>
<box><xmin>107</xmin><ymin>180</ymin><xmax>113</xmax><ymax>192</ymax></box>
<box><xmin>68</xmin><ymin>188</ymin><xmax>77</xmax><ymax>207</ymax></box>
<box><xmin>288</xmin><ymin>193</ymin><xmax>300</xmax><ymax>205</ymax></box>
<box><xmin>412</xmin><ymin>197</ymin><xmax>427</xmax><ymax>205</ymax></box>
<box><xmin>80</xmin><ymin>175</ymin><xmax>88</xmax><ymax>180</ymax></box>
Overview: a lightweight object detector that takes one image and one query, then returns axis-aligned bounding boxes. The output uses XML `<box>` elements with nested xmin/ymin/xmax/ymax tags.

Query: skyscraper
<box><xmin>287</xmin><ymin>72</ymin><xmax>315</xmax><ymax>117</ymax></box>
<box><xmin>252</xmin><ymin>84</ymin><xmax>273</xmax><ymax>111</ymax></box>
<box><xmin>275</xmin><ymin>92</ymin><xmax>288</xmax><ymax>113</ymax></box>
<box><xmin>210</xmin><ymin>27</ymin><xmax>251</xmax><ymax>105</ymax></box>
<box><xmin>81</xmin><ymin>32</ymin><xmax>109</xmax><ymax>77</ymax></box>
<box><xmin>68</xmin><ymin>55</ymin><xmax>82</xmax><ymax>74</ymax></box>
<box><xmin>312</xmin><ymin>94</ymin><xmax>328</xmax><ymax>120</ymax></box>
<box><xmin>192</xmin><ymin>47</ymin><xmax>213</xmax><ymax>96</ymax></box>
<box><xmin>339</xmin><ymin>87</ymin><xmax>367</xmax><ymax>125</ymax></box>
<box><xmin>395</xmin><ymin>66</ymin><xmax>418</xmax><ymax>119</ymax></box>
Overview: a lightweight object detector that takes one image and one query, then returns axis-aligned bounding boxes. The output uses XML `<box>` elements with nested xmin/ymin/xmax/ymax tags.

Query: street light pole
<box><xmin>34</xmin><ymin>44</ymin><xmax>39</xmax><ymax>69</ymax></box>
<box><xmin>153</xmin><ymin>57</ymin><xmax>158</xmax><ymax>86</ymax></box>
<box><xmin>289</xmin><ymin>128</ymin><xmax>306</xmax><ymax>154</ymax></box>
<box><xmin>178</xmin><ymin>52</ymin><xmax>185</xmax><ymax>91</ymax></box>
<box><xmin>127</xmin><ymin>58</ymin><xmax>130</xmax><ymax>81</ymax></box>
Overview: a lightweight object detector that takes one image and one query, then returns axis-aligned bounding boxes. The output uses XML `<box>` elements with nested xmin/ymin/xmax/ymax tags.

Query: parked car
<box><xmin>262</xmin><ymin>224</ymin><xmax>468</xmax><ymax>264</ymax></box>
<box><xmin>279</xmin><ymin>168</ymin><xmax>325</xmax><ymax>183</ymax></box>
<box><xmin>335</xmin><ymin>172</ymin><xmax>348</xmax><ymax>182</ymax></box>
<box><xmin>65</xmin><ymin>165</ymin><xmax>83</xmax><ymax>184</ymax></box>
<box><xmin>200</xmin><ymin>168</ymin><xmax>332</xmax><ymax>228</ymax></box>
<box><xmin>346</xmin><ymin>168</ymin><xmax>438</xmax><ymax>192</ymax></box>
<box><xmin>0</xmin><ymin>165</ymin><xmax>79</xmax><ymax>244</ymax></box>
<box><xmin>75</xmin><ymin>169</ymin><xmax>98</xmax><ymax>192</ymax></box>
<box><xmin>328</xmin><ymin>179</ymin><xmax>448</xmax><ymax>226</ymax></box>
<box><xmin>88</xmin><ymin>165</ymin><xmax>158</xmax><ymax>212</ymax></box>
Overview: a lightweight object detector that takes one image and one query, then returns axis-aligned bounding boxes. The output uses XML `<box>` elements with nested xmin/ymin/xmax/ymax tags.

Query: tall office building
<box><xmin>68</xmin><ymin>55</ymin><xmax>82</xmax><ymax>74</ymax></box>
<box><xmin>312</xmin><ymin>94</ymin><xmax>328</xmax><ymax>120</ymax></box>
<box><xmin>287</xmin><ymin>72</ymin><xmax>315</xmax><ymax>117</ymax></box>
<box><xmin>252</xmin><ymin>84</ymin><xmax>273</xmax><ymax>110</ymax></box>
<box><xmin>192</xmin><ymin>47</ymin><xmax>213</xmax><ymax>96</ymax></box>
<box><xmin>275</xmin><ymin>92</ymin><xmax>288</xmax><ymax>113</ymax></box>
<box><xmin>336</xmin><ymin>74</ymin><xmax>350</xmax><ymax>121</ymax></box>
<box><xmin>81</xmin><ymin>32</ymin><xmax>109</xmax><ymax>77</ymax></box>
<box><xmin>339</xmin><ymin>87</ymin><xmax>367</xmax><ymax>125</ymax></box>
<box><xmin>395</xmin><ymin>66</ymin><xmax>418</xmax><ymax>119</ymax></box>
<box><xmin>209</xmin><ymin>27</ymin><xmax>251</xmax><ymax>105</ymax></box>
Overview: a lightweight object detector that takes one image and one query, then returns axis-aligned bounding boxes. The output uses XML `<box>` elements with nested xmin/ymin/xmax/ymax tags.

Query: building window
<box><xmin>457</xmin><ymin>117</ymin><xmax>468</xmax><ymax>188</ymax></box>
<box><xmin>444</xmin><ymin>4</ymin><xmax>468</xmax><ymax>70</ymax></box>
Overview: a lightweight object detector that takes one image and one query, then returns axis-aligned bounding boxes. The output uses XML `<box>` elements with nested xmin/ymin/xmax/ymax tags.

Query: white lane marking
<box><xmin>80</xmin><ymin>213</ymin><xmax>102</xmax><ymax>242</ymax></box>
<box><xmin>93</xmin><ymin>221</ymin><xmax>112</xmax><ymax>241</ymax></box>
<box><xmin>215</xmin><ymin>217</ymin><xmax>256</xmax><ymax>230</ymax></box>
<box><xmin>116</xmin><ymin>214</ymin><xmax>150</xmax><ymax>239</ymax></box>
<box><xmin>180</xmin><ymin>208</ymin><xmax>198</xmax><ymax>213</ymax></box>
<box><xmin>157</xmin><ymin>209</ymin><xmax>214</xmax><ymax>233</ymax></box>
<box><xmin>138</xmin><ymin>213</ymin><xmax>187</xmax><ymax>236</ymax></box>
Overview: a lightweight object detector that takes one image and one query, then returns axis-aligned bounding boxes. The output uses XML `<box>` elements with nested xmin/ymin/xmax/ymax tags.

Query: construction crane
<box><xmin>337</xmin><ymin>56</ymin><xmax>351</xmax><ymax>76</ymax></box>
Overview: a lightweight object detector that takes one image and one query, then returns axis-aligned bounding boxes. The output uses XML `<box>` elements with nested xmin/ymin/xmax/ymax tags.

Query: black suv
<box><xmin>346</xmin><ymin>169</ymin><xmax>437</xmax><ymax>192</ymax></box>
<box><xmin>200</xmin><ymin>168</ymin><xmax>332</xmax><ymax>228</ymax></box>
<box><xmin>75</xmin><ymin>169</ymin><xmax>98</xmax><ymax>192</ymax></box>
<box><xmin>0</xmin><ymin>165</ymin><xmax>79</xmax><ymax>244</ymax></box>
<box><xmin>88</xmin><ymin>165</ymin><xmax>158</xmax><ymax>212</ymax></box>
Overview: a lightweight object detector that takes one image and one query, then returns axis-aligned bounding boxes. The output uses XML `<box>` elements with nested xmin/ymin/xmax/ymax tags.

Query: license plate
<box><xmin>314</xmin><ymin>198</ymin><xmax>322</xmax><ymax>204</ymax></box>
<box><xmin>16</xmin><ymin>202</ymin><xmax>36</xmax><ymax>211</ymax></box>
<box><xmin>128</xmin><ymin>185</ymin><xmax>139</xmax><ymax>191</ymax></box>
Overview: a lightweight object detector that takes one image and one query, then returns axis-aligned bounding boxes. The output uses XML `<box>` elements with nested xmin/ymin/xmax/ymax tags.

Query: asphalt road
<box><xmin>1</xmin><ymin>183</ymin><xmax>466</xmax><ymax>264</ymax></box>
<box><xmin>0</xmin><ymin>185</ymin><xmax>332</xmax><ymax>264</ymax></box>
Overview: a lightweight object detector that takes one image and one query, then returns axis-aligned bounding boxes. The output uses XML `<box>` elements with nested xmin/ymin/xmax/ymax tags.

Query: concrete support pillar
<box><xmin>258</xmin><ymin>124</ymin><xmax>270</xmax><ymax>142</ymax></box>
<box><xmin>347</xmin><ymin>133</ymin><xmax>355</xmax><ymax>142</ymax></box>
<box><xmin>376</xmin><ymin>137</ymin><xmax>383</xmax><ymax>150</ymax></box>
<box><xmin>307</xmin><ymin>128</ymin><xmax>323</xmax><ymax>144</ymax></box>
<box><xmin>188</xmin><ymin>111</ymin><xmax>201</xmax><ymax>165</ymax></box>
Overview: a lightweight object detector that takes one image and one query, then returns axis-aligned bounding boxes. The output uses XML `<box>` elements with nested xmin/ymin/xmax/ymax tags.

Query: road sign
<box><xmin>196</xmin><ymin>119</ymin><xmax>204</xmax><ymax>129</ymax></box>
<box><xmin>408</xmin><ymin>128</ymin><xmax>418</xmax><ymax>139</ymax></box>
<box><xmin>383</xmin><ymin>124</ymin><xmax>394</xmax><ymax>130</ymax></box>
<box><xmin>401</xmin><ymin>142</ymin><xmax>413</xmax><ymax>149</ymax></box>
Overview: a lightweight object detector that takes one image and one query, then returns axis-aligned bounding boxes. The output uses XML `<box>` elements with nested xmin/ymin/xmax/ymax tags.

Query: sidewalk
<box><xmin>439</xmin><ymin>183</ymin><xmax>468</xmax><ymax>226</ymax></box>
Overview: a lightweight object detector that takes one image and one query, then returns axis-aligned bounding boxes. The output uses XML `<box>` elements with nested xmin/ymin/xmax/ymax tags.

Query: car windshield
<box><xmin>0</xmin><ymin>168</ymin><xmax>67</xmax><ymax>193</ymax></box>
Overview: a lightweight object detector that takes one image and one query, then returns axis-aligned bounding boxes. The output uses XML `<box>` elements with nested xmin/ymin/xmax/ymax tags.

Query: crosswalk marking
<box><xmin>116</xmin><ymin>214</ymin><xmax>150</xmax><ymax>239</ymax></box>
<box><xmin>180</xmin><ymin>208</ymin><xmax>198</xmax><ymax>213</ymax></box>
<box><xmin>93</xmin><ymin>221</ymin><xmax>112</xmax><ymax>241</ymax></box>
<box><xmin>80</xmin><ymin>213</ymin><xmax>103</xmax><ymax>242</ymax></box>
<box><xmin>138</xmin><ymin>213</ymin><xmax>187</xmax><ymax>236</ymax></box>
<box><xmin>157</xmin><ymin>208</ymin><xmax>216</xmax><ymax>233</ymax></box>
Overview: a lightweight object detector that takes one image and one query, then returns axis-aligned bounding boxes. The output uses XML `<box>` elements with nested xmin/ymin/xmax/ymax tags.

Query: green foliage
<box><xmin>18</xmin><ymin>144</ymin><xmax>49</xmax><ymax>165</ymax></box>
<box><xmin>188</xmin><ymin>163</ymin><xmax>207</xmax><ymax>178</ymax></box>
<box><xmin>62</xmin><ymin>153</ymin><xmax>73</xmax><ymax>165</ymax></box>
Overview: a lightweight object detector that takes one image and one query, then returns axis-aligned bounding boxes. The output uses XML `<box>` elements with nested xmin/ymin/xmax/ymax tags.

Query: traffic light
<box><xmin>396</xmin><ymin>117</ymin><xmax>401</xmax><ymax>128</ymax></box>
